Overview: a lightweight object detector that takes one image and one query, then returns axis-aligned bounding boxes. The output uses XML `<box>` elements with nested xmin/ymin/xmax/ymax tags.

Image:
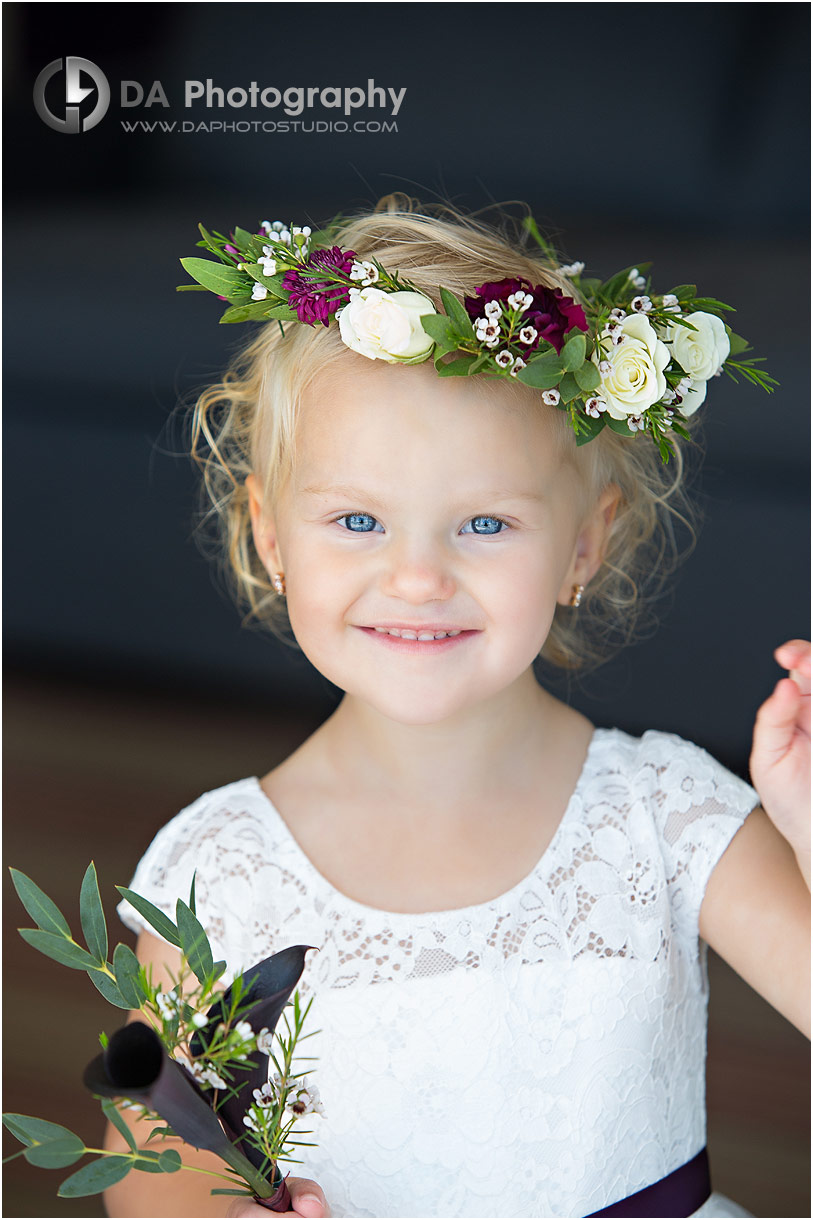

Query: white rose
<box><xmin>676</xmin><ymin>378</ymin><xmax>707</xmax><ymax>417</ymax></box>
<box><xmin>667</xmin><ymin>311</ymin><xmax>730</xmax><ymax>382</ymax></box>
<box><xmin>592</xmin><ymin>313</ymin><xmax>671</xmax><ymax>419</ymax></box>
<box><xmin>338</xmin><ymin>287</ymin><xmax>436</xmax><ymax>364</ymax></box>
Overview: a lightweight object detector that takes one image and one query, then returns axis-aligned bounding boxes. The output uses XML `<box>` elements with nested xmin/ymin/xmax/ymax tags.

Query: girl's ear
<box><xmin>556</xmin><ymin>483</ymin><xmax>622</xmax><ymax>605</ymax></box>
<box><xmin>245</xmin><ymin>474</ymin><xmax>283</xmax><ymax>575</ymax></box>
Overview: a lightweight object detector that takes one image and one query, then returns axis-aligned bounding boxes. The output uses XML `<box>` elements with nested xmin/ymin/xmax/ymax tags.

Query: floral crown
<box><xmin>178</xmin><ymin>215</ymin><xmax>776</xmax><ymax>463</ymax></box>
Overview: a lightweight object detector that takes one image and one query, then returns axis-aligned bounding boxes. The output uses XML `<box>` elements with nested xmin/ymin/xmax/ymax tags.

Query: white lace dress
<box><xmin>118</xmin><ymin>728</ymin><xmax>759</xmax><ymax>1218</ymax></box>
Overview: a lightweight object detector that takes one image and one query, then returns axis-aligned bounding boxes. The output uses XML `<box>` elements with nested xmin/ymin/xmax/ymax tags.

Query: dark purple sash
<box><xmin>586</xmin><ymin>1147</ymin><xmax>711</xmax><ymax>1217</ymax></box>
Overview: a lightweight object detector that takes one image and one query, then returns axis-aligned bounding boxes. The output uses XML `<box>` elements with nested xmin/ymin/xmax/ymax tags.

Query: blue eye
<box><xmin>337</xmin><ymin>513</ymin><xmax>383</xmax><ymax>533</ymax></box>
<box><xmin>462</xmin><ymin>516</ymin><xmax>507</xmax><ymax>535</ymax></box>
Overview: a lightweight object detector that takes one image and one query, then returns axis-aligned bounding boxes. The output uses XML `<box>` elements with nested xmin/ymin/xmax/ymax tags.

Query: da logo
<box><xmin>33</xmin><ymin>57</ymin><xmax>110</xmax><ymax>133</ymax></box>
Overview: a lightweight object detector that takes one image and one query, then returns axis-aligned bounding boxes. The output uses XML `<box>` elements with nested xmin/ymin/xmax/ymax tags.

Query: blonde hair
<box><xmin>189</xmin><ymin>194</ymin><xmax>699</xmax><ymax>670</ymax></box>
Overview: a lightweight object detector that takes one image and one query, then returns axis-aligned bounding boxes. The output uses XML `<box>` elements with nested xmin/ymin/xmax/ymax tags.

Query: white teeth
<box><xmin>372</xmin><ymin>627</ymin><xmax>463</xmax><ymax>640</ymax></box>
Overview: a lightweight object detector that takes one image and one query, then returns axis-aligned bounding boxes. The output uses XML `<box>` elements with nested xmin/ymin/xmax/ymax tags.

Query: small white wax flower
<box><xmin>661</xmin><ymin>293</ymin><xmax>680</xmax><ymax>312</ymax></box>
<box><xmin>507</xmin><ymin>290</ymin><xmax>533</xmax><ymax>311</ymax></box>
<box><xmin>253</xmin><ymin>1083</ymin><xmax>276</xmax><ymax>1106</ymax></box>
<box><xmin>610</xmin><ymin>308</ymin><xmax>626</xmax><ymax>320</ymax></box>
<box><xmin>585</xmin><ymin>397</ymin><xmax>608</xmax><ymax>418</ymax></box>
<box><xmin>631</xmin><ymin>295</ymin><xmax>653</xmax><ymax>312</ymax></box>
<box><xmin>271</xmin><ymin>221</ymin><xmax>285</xmax><ymax>231</ymax></box>
<box><xmin>627</xmin><ymin>414</ymin><xmax>646</xmax><ymax>431</ymax></box>
<box><xmin>510</xmin><ymin>356</ymin><xmax>527</xmax><ymax>376</ymax></box>
<box><xmin>628</xmin><ymin>269</ymin><xmax>646</xmax><ymax>289</ymax></box>
<box><xmin>243</xmin><ymin>1113</ymin><xmax>259</xmax><ymax>1132</ymax></box>
<box><xmin>233</xmin><ymin>1021</ymin><xmax>254</xmax><ymax>1042</ymax></box>
<box><xmin>156</xmin><ymin>990</ymin><xmax>178</xmax><ymax>1020</ymax></box>
<box><xmin>519</xmin><ymin>325</ymin><xmax>538</xmax><ymax>345</ymax></box>
<box><xmin>599</xmin><ymin>360</ymin><xmax>612</xmax><ymax>376</ymax></box>
<box><xmin>542</xmin><ymin>389</ymin><xmax>561</xmax><ymax>406</ymax></box>
<box><xmin>200</xmin><ymin>1067</ymin><xmax>228</xmax><ymax>1090</ymax></box>
<box><xmin>278</xmin><ymin>229</ymin><xmax>291</xmax><ymax>245</ymax></box>
<box><xmin>256</xmin><ymin>1028</ymin><xmax>275</xmax><ymax>1055</ymax></box>
<box><xmin>260</xmin><ymin>220</ymin><xmax>272</xmax><ymax>234</ymax></box>
<box><xmin>191</xmin><ymin>1013</ymin><xmax>208</xmax><ymax>1029</ymax></box>
<box><xmin>494</xmin><ymin>350</ymin><xmax>514</xmax><ymax>368</ymax></box>
<box><xmin>484</xmin><ymin>300</ymin><xmax>501</xmax><ymax>319</ymax></box>
<box><xmin>287</xmin><ymin>1080</ymin><xmax>326</xmax><ymax>1118</ymax></box>
<box><xmin>252</xmin><ymin>283</ymin><xmax>269</xmax><ymax>301</ymax></box>
<box><xmin>258</xmin><ymin>255</ymin><xmax>277</xmax><ymax>276</ymax></box>
<box><xmin>349</xmin><ymin>260</ymin><xmax>379</xmax><ymax>287</ymax></box>
<box><xmin>559</xmin><ymin>261</ymin><xmax>585</xmax><ymax>277</ymax></box>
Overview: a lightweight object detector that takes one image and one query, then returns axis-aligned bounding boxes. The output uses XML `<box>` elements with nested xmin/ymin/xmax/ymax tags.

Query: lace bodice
<box><xmin>118</xmin><ymin>728</ymin><xmax>758</xmax><ymax>1218</ymax></box>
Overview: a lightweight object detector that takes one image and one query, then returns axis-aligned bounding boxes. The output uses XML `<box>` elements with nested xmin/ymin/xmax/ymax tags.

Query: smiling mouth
<box><xmin>356</xmin><ymin>625</ymin><xmax>477</xmax><ymax>646</ymax></box>
<box><xmin>371</xmin><ymin>626</ymin><xmax>463</xmax><ymax>640</ymax></box>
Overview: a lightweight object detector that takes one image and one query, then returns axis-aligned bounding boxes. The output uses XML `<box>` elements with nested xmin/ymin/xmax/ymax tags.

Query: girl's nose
<box><xmin>380</xmin><ymin>538</ymin><xmax>456</xmax><ymax>605</ymax></box>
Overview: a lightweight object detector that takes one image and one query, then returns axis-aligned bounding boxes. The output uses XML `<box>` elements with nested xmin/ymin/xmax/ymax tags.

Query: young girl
<box><xmin>106</xmin><ymin>198</ymin><xmax>809</xmax><ymax>1219</ymax></box>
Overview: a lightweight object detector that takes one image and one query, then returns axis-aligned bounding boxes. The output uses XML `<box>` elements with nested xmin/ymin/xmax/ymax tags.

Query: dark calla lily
<box><xmin>191</xmin><ymin>946</ymin><xmax>314</xmax><ymax>1177</ymax></box>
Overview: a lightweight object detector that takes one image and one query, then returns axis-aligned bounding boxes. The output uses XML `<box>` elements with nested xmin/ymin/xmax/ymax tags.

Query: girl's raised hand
<box><xmin>226</xmin><ymin>1178</ymin><xmax>330</xmax><ymax>1218</ymax></box>
<box><xmin>749</xmin><ymin>639</ymin><xmax>811</xmax><ymax>880</ymax></box>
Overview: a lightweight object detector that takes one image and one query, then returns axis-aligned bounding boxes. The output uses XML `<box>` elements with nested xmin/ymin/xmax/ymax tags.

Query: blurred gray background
<box><xmin>3</xmin><ymin>3</ymin><xmax>810</xmax><ymax>1217</ymax></box>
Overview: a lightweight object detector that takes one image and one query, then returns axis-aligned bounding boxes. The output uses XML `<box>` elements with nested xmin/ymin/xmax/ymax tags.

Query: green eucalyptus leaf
<box><xmin>158</xmin><ymin>1149</ymin><xmax>183</xmax><ymax>1173</ymax></box>
<box><xmin>58</xmin><ymin>1154</ymin><xmax>132</xmax><ymax>1197</ymax></box>
<box><xmin>725</xmin><ymin>329</ymin><xmax>751</xmax><ymax>357</ymax></box>
<box><xmin>179</xmin><ymin>257</ymin><xmax>251</xmax><ymax>302</ymax></box>
<box><xmin>217</xmin><ymin>300</ymin><xmax>293</xmax><ymax>324</ymax></box>
<box><xmin>606</xmin><ymin>416</ymin><xmax>636</xmax><ymax>437</ymax></box>
<box><xmin>419</xmin><ymin>313</ymin><xmax>459</xmax><ymax>351</ymax></box>
<box><xmin>3</xmin><ymin>1114</ymin><xmax>80</xmax><ymax>1147</ymax></box>
<box><xmin>112</xmin><ymin>942</ymin><xmax>146</xmax><ymax>1009</ymax></box>
<box><xmin>435</xmin><ymin>355</ymin><xmax>477</xmax><ymax>377</ymax></box>
<box><xmin>574</xmin><ymin>413</ymin><xmax>608</xmax><ymax>445</ymax></box>
<box><xmin>259</xmin><ymin>303</ymin><xmax>299</xmax><ymax>321</ymax></box>
<box><xmin>561</xmin><ymin>333</ymin><xmax>587</xmax><ymax>372</ymax></box>
<box><xmin>101</xmin><ymin>1099</ymin><xmax>137</xmax><ymax>1152</ymax></box>
<box><xmin>175</xmin><ymin>900</ymin><xmax>214</xmax><ymax>984</ymax></box>
<box><xmin>439</xmin><ymin>287</ymin><xmax>475</xmax><ymax>339</ymax></box>
<box><xmin>115</xmin><ymin>889</ymin><xmax>180</xmax><ymax>948</ymax></box>
<box><xmin>80</xmin><ymin>863</ymin><xmax>108</xmax><ymax>964</ymax></box>
<box><xmin>87</xmin><ymin>967</ymin><xmax>130</xmax><ymax>1010</ymax></box>
<box><xmin>9</xmin><ymin>869</ymin><xmax>71</xmax><ymax>937</ymax></box>
<box><xmin>131</xmin><ymin>1151</ymin><xmax>166</xmax><ymax>1173</ymax></box>
<box><xmin>18</xmin><ymin>928</ymin><xmax>97</xmax><ymax>970</ymax></box>
<box><xmin>574</xmin><ymin>361</ymin><xmax>601</xmax><ymax>392</ymax></box>
<box><xmin>515</xmin><ymin>353</ymin><xmax>563</xmax><ymax>390</ymax></box>
<box><xmin>24</xmin><ymin>1136</ymin><xmax>85</xmax><ymax>1169</ymax></box>
<box><xmin>558</xmin><ymin>371</ymin><xmax>582</xmax><ymax>404</ymax></box>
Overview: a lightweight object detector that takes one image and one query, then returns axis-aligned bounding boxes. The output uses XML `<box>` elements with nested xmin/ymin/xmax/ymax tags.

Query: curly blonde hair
<box><xmin>189</xmin><ymin>194</ymin><xmax>699</xmax><ymax>670</ymax></box>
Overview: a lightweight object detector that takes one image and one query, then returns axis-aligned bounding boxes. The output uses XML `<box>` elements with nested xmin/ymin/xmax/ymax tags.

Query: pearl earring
<box><xmin>272</xmin><ymin>572</ymin><xmax>286</xmax><ymax>596</ymax></box>
<box><xmin>569</xmin><ymin>583</ymin><xmax>585</xmax><ymax>608</ymax></box>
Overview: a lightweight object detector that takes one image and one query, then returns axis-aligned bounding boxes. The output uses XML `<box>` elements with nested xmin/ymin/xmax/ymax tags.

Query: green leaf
<box><xmin>668</xmin><ymin>284</ymin><xmax>696</xmax><ymax>300</ymax></box>
<box><xmin>258</xmin><ymin>303</ymin><xmax>299</xmax><ymax>321</ymax></box>
<box><xmin>18</xmin><ymin>928</ymin><xmax>97</xmax><ymax>970</ymax></box>
<box><xmin>419</xmin><ymin>313</ymin><xmax>460</xmax><ymax>352</ymax></box>
<box><xmin>80</xmin><ymin>862</ymin><xmax>108</xmax><ymax>964</ymax></box>
<box><xmin>725</xmin><ymin>329</ymin><xmax>751</xmax><ymax>357</ymax></box>
<box><xmin>58</xmin><ymin>1155</ymin><xmax>132</xmax><ymax>1197</ymax></box>
<box><xmin>212</xmin><ymin>959</ymin><xmax>227</xmax><ymax>982</ymax></box>
<box><xmin>101</xmin><ymin>1099</ymin><xmax>137</xmax><ymax>1152</ymax></box>
<box><xmin>558</xmin><ymin>371</ymin><xmax>582</xmax><ymax>404</ymax></box>
<box><xmin>115</xmin><ymin>889</ymin><xmax>180</xmax><ymax>948</ymax></box>
<box><xmin>9</xmin><ymin>869</ymin><xmax>71</xmax><ymax>937</ymax></box>
<box><xmin>435</xmin><ymin>355</ymin><xmax>477</xmax><ymax>377</ymax></box>
<box><xmin>574</xmin><ymin>413</ymin><xmax>608</xmax><ymax>445</ymax></box>
<box><xmin>560</xmin><ymin>332</ymin><xmax>586</xmax><ymax>372</ymax></box>
<box><xmin>188</xmin><ymin>874</ymin><xmax>197</xmax><ymax>916</ymax></box>
<box><xmin>606</xmin><ymin>416</ymin><xmax>636</xmax><ymax>437</ymax></box>
<box><xmin>3</xmin><ymin>1115</ymin><xmax>79</xmax><ymax>1147</ymax></box>
<box><xmin>179</xmin><ymin>257</ymin><xmax>251</xmax><ymax>302</ymax></box>
<box><xmin>158</xmin><ymin>1149</ymin><xmax>182</xmax><ymax>1173</ymax></box>
<box><xmin>87</xmin><ymin>967</ymin><xmax>130</xmax><ymax>1010</ymax></box>
<box><xmin>574</xmin><ymin>361</ymin><xmax>601</xmax><ymax>392</ymax></box>
<box><xmin>516</xmin><ymin>353</ymin><xmax>563</xmax><ymax>390</ymax></box>
<box><xmin>175</xmin><ymin>900</ymin><xmax>214</xmax><ymax>984</ymax></box>
<box><xmin>211</xmin><ymin>1189</ymin><xmax>254</xmax><ymax>1196</ymax></box>
<box><xmin>130</xmin><ymin>1151</ymin><xmax>166</xmax><ymax>1174</ymax></box>
<box><xmin>439</xmin><ymin>287</ymin><xmax>475</xmax><ymax>340</ymax></box>
<box><xmin>24</xmin><ymin>1136</ymin><xmax>85</xmax><ymax>1169</ymax></box>
<box><xmin>112</xmin><ymin>942</ymin><xmax>146</xmax><ymax>1010</ymax></box>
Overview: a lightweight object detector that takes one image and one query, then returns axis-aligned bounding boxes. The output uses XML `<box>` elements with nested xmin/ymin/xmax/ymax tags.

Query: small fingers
<box><xmin>753</xmin><ymin>678</ymin><xmax>802</xmax><ymax>760</ymax></box>
<box><xmin>287</xmin><ymin>1176</ymin><xmax>330</xmax><ymax>1217</ymax></box>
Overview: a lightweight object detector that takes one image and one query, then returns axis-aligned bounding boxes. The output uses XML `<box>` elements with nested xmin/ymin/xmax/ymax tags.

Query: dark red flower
<box><xmin>464</xmin><ymin>276</ymin><xmax>587</xmax><ymax>354</ymax></box>
<box><xmin>282</xmin><ymin>246</ymin><xmax>357</xmax><ymax>326</ymax></box>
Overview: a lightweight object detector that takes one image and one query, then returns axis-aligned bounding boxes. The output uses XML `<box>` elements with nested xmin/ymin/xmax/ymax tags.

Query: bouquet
<box><xmin>3</xmin><ymin>863</ymin><xmax>322</xmax><ymax>1210</ymax></box>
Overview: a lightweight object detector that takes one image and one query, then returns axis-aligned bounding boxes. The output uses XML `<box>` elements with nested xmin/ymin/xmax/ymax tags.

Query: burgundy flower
<box><xmin>464</xmin><ymin>276</ymin><xmax>587</xmax><ymax>355</ymax></box>
<box><xmin>282</xmin><ymin>246</ymin><xmax>357</xmax><ymax>326</ymax></box>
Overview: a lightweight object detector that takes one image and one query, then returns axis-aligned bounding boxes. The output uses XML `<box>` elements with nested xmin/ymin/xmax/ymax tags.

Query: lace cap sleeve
<box><xmin>637</xmin><ymin>730</ymin><xmax>760</xmax><ymax>945</ymax></box>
